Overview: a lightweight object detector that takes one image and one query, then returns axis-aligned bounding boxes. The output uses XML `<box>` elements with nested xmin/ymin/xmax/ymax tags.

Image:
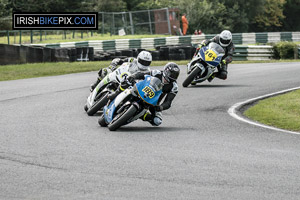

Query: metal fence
<box><xmin>0</xmin><ymin>8</ymin><xmax>181</xmax><ymax>45</ymax></box>
<box><xmin>99</xmin><ymin>8</ymin><xmax>180</xmax><ymax>36</ymax></box>
<box><xmin>0</xmin><ymin>30</ymin><xmax>97</xmax><ymax>45</ymax></box>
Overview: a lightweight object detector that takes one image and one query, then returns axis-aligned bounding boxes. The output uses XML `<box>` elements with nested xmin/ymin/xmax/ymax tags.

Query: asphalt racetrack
<box><xmin>1</xmin><ymin>62</ymin><xmax>300</xmax><ymax>199</ymax></box>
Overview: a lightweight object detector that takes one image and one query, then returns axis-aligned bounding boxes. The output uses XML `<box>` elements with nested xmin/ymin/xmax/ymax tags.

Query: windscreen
<box><xmin>208</xmin><ymin>42</ymin><xmax>225</xmax><ymax>54</ymax></box>
<box><xmin>149</xmin><ymin>76</ymin><xmax>163</xmax><ymax>91</ymax></box>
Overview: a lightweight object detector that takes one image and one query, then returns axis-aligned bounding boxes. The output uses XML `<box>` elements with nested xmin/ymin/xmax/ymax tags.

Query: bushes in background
<box><xmin>273</xmin><ymin>41</ymin><xmax>298</xmax><ymax>59</ymax></box>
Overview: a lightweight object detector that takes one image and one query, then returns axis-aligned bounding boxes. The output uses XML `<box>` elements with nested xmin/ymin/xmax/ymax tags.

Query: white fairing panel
<box><xmin>113</xmin><ymin>89</ymin><xmax>131</xmax><ymax>108</ymax></box>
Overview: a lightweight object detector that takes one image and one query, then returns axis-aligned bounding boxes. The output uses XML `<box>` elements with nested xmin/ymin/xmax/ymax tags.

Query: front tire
<box><xmin>98</xmin><ymin>115</ymin><xmax>108</xmax><ymax>127</ymax></box>
<box><xmin>182</xmin><ymin>67</ymin><xmax>201</xmax><ymax>87</ymax></box>
<box><xmin>87</xmin><ymin>92</ymin><xmax>109</xmax><ymax>116</ymax></box>
<box><xmin>108</xmin><ymin>105</ymin><xmax>137</xmax><ymax>131</ymax></box>
<box><xmin>84</xmin><ymin>104</ymin><xmax>88</xmax><ymax>112</ymax></box>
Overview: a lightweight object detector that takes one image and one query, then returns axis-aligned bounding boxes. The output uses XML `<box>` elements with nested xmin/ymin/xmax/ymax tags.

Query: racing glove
<box><xmin>119</xmin><ymin>76</ymin><xmax>135</xmax><ymax>91</ymax></box>
<box><xmin>126</xmin><ymin>76</ymin><xmax>135</xmax><ymax>85</ymax></box>
<box><xmin>98</xmin><ymin>68</ymin><xmax>108</xmax><ymax>78</ymax></box>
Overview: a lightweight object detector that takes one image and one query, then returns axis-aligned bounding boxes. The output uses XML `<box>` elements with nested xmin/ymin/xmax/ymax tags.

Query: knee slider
<box><xmin>153</xmin><ymin>117</ymin><xmax>162</xmax><ymax>126</ymax></box>
<box><xmin>218</xmin><ymin>71</ymin><xmax>227</xmax><ymax>80</ymax></box>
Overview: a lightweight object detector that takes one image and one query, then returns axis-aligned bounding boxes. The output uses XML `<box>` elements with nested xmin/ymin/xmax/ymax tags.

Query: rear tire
<box><xmin>98</xmin><ymin>115</ymin><xmax>108</xmax><ymax>127</ymax></box>
<box><xmin>108</xmin><ymin>105</ymin><xmax>137</xmax><ymax>131</ymax></box>
<box><xmin>182</xmin><ymin>67</ymin><xmax>201</xmax><ymax>87</ymax></box>
<box><xmin>87</xmin><ymin>92</ymin><xmax>109</xmax><ymax>116</ymax></box>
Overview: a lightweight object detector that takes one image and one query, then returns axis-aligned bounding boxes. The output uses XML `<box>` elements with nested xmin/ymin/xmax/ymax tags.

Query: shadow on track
<box><xmin>103</xmin><ymin>126</ymin><xmax>194</xmax><ymax>133</ymax></box>
<box><xmin>186</xmin><ymin>84</ymin><xmax>250</xmax><ymax>88</ymax></box>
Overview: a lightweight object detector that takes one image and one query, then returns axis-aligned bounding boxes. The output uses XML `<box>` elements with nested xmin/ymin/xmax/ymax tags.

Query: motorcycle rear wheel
<box><xmin>108</xmin><ymin>105</ymin><xmax>137</xmax><ymax>131</ymax></box>
<box><xmin>182</xmin><ymin>67</ymin><xmax>201</xmax><ymax>87</ymax></box>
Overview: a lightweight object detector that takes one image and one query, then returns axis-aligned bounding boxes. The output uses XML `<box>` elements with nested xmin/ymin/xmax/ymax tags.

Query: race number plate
<box><xmin>142</xmin><ymin>86</ymin><xmax>155</xmax><ymax>98</ymax></box>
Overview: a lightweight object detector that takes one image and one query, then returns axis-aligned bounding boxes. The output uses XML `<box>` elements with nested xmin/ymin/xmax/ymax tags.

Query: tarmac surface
<box><xmin>1</xmin><ymin>62</ymin><xmax>300</xmax><ymax>199</ymax></box>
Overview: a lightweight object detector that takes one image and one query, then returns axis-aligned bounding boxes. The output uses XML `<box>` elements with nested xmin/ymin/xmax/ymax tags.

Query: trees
<box><xmin>12</xmin><ymin>0</ymin><xmax>83</xmax><ymax>12</ymax></box>
<box><xmin>0</xmin><ymin>0</ymin><xmax>12</xmax><ymax>29</ymax></box>
<box><xmin>222</xmin><ymin>0</ymin><xmax>265</xmax><ymax>33</ymax></box>
<box><xmin>253</xmin><ymin>0</ymin><xmax>286</xmax><ymax>31</ymax></box>
<box><xmin>0</xmin><ymin>0</ymin><xmax>298</xmax><ymax>32</ymax></box>
<box><xmin>176</xmin><ymin>0</ymin><xmax>226</xmax><ymax>34</ymax></box>
<box><xmin>176</xmin><ymin>0</ymin><xmax>267</xmax><ymax>34</ymax></box>
<box><xmin>282</xmin><ymin>0</ymin><xmax>300</xmax><ymax>31</ymax></box>
<box><xmin>132</xmin><ymin>0</ymin><xmax>177</xmax><ymax>10</ymax></box>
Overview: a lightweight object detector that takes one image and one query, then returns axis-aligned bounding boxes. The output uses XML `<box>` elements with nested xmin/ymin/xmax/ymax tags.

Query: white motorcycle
<box><xmin>84</xmin><ymin>62</ymin><xmax>131</xmax><ymax>116</ymax></box>
<box><xmin>182</xmin><ymin>42</ymin><xmax>225</xmax><ymax>87</ymax></box>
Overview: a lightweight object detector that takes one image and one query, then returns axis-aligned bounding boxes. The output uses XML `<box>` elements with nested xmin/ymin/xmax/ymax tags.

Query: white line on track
<box><xmin>228</xmin><ymin>86</ymin><xmax>300</xmax><ymax>135</ymax></box>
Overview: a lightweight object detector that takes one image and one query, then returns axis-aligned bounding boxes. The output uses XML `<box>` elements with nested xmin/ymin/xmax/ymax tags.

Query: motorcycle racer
<box><xmin>192</xmin><ymin>30</ymin><xmax>235</xmax><ymax>82</ymax></box>
<box><xmin>90</xmin><ymin>50</ymin><xmax>152</xmax><ymax>91</ymax></box>
<box><xmin>108</xmin><ymin>62</ymin><xmax>180</xmax><ymax>126</ymax></box>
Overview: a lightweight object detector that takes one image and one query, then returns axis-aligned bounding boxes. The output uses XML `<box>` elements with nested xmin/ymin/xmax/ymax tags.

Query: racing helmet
<box><xmin>219</xmin><ymin>30</ymin><xmax>232</xmax><ymax>47</ymax></box>
<box><xmin>137</xmin><ymin>51</ymin><xmax>152</xmax><ymax>71</ymax></box>
<box><xmin>163</xmin><ymin>62</ymin><xmax>180</xmax><ymax>83</ymax></box>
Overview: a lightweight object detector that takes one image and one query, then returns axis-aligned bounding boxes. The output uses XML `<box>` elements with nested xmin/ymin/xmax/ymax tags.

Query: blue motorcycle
<box><xmin>182</xmin><ymin>42</ymin><xmax>225</xmax><ymax>87</ymax></box>
<box><xmin>99</xmin><ymin>75</ymin><xmax>163</xmax><ymax>131</ymax></box>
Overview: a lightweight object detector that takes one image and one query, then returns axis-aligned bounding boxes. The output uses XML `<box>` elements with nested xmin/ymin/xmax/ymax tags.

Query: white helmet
<box><xmin>137</xmin><ymin>51</ymin><xmax>152</xmax><ymax>71</ymax></box>
<box><xmin>219</xmin><ymin>30</ymin><xmax>232</xmax><ymax>47</ymax></box>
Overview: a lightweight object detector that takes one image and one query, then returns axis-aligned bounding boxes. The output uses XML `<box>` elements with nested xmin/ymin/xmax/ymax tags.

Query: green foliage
<box><xmin>177</xmin><ymin>0</ymin><xmax>226</xmax><ymax>34</ymax></box>
<box><xmin>222</xmin><ymin>0</ymin><xmax>265</xmax><ymax>33</ymax></box>
<box><xmin>0</xmin><ymin>0</ymin><xmax>11</xmax><ymax>16</ymax></box>
<box><xmin>253</xmin><ymin>0</ymin><xmax>286</xmax><ymax>31</ymax></box>
<box><xmin>134</xmin><ymin>0</ymin><xmax>177</xmax><ymax>10</ymax></box>
<box><xmin>94</xmin><ymin>0</ymin><xmax>127</xmax><ymax>12</ymax></box>
<box><xmin>177</xmin><ymin>0</ymin><xmax>267</xmax><ymax>34</ymax></box>
<box><xmin>12</xmin><ymin>0</ymin><xmax>83</xmax><ymax>12</ymax></box>
<box><xmin>273</xmin><ymin>41</ymin><xmax>298</xmax><ymax>59</ymax></box>
<box><xmin>0</xmin><ymin>0</ymin><xmax>12</xmax><ymax>29</ymax></box>
<box><xmin>0</xmin><ymin>0</ymin><xmax>298</xmax><ymax>33</ymax></box>
<box><xmin>282</xmin><ymin>0</ymin><xmax>300</xmax><ymax>31</ymax></box>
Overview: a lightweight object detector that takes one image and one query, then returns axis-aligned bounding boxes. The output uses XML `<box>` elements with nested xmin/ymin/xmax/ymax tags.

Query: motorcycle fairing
<box><xmin>135</xmin><ymin>75</ymin><xmax>162</xmax><ymax>106</ymax></box>
<box><xmin>103</xmin><ymin>89</ymin><xmax>131</xmax><ymax>123</ymax></box>
<box><xmin>200</xmin><ymin>46</ymin><xmax>223</xmax><ymax>67</ymax></box>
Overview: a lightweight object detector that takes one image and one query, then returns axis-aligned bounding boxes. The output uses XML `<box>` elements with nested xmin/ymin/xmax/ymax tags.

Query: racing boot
<box><xmin>140</xmin><ymin>112</ymin><xmax>157</xmax><ymax>126</ymax></box>
<box><xmin>141</xmin><ymin>110</ymin><xmax>162</xmax><ymax>126</ymax></box>
<box><xmin>141</xmin><ymin>112</ymin><xmax>153</xmax><ymax>121</ymax></box>
<box><xmin>207</xmin><ymin>73</ymin><xmax>216</xmax><ymax>82</ymax></box>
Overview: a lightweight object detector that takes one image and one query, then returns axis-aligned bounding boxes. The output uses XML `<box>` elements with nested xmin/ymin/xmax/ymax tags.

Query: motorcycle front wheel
<box><xmin>108</xmin><ymin>105</ymin><xmax>137</xmax><ymax>131</ymax></box>
<box><xmin>84</xmin><ymin>104</ymin><xmax>88</xmax><ymax>112</ymax></box>
<box><xmin>87</xmin><ymin>92</ymin><xmax>109</xmax><ymax>116</ymax></box>
<box><xmin>182</xmin><ymin>67</ymin><xmax>201</xmax><ymax>87</ymax></box>
<box><xmin>98</xmin><ymin>115</ymin><xmax>108</xmax><ymax>127</ymax></box>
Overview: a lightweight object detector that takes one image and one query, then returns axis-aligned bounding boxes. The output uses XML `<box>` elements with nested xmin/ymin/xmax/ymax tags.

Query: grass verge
<box><xmin>0</xmin><ymin>60</ymin><xmax>189</xmax><ymax>81</ymax></box>
<box><xmin>0</xmin><ymin>59</ymin><xmax>300</xmax><ymax>82</ymax></box>
<box><xmin>244</xmin><ymin>89</ymin><xmax>300</xmax><ymax>132</ymax></box>
<box><xmin>0</xmin><ymin>33</ymin><xmax>168</xmax><ymax>45</ymax></box>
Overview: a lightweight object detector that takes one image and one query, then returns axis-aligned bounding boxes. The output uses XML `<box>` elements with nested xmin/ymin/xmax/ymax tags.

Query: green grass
<box><xmin>0</xmin><ymin>33</ymin><xmax>168</xmax><ymax>45</ymax></box>
<box><xmin>0</xmin><ymin>60</ymin><xmax>189</xmax><ymax>81</ymax></box>
<box><xmin>244</xmin><ymin>89</ymin><xmax>300</xmax><ymax>132</ymax></box>
<box><xmin>1</xmin><ymin>59</ymin><xmax>300</xmax><ymax>82</ymax></box>
<box><xmin>232</xmin><ymin>59</ymin><xmax>300</xmax><ymax>64</ymax></box>
<box><xmin>0</xmin><ymin>61</ymin><xmax>108</xmax><ymax>81</ymax></box>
